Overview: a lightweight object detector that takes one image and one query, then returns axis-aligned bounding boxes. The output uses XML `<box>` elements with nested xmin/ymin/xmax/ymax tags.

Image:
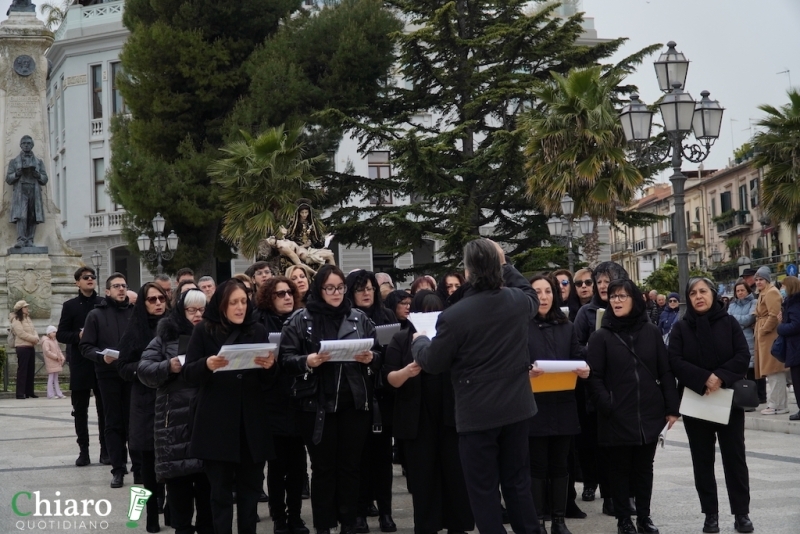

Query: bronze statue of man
<box><xmin>8</xmin><ymin>0</ymin><xmax>36</xmax><ymax>15</ymax></box>
<box><xmin>6</xmin><ymin>136</ymin><xmax>48</xmax><ymax>248</ymax></box>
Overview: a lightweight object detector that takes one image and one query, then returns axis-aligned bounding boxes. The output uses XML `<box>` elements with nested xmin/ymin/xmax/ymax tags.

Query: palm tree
<box><xmin>752</xmin><ymin>89</ymin><xmax>800</xmax><ymax>225</ymax></box>
<box><xmin>523</xmin><ymin>65</ymin><xmax>645</xmax><ymax>266</ymax></box>
<box><xmin>209</xmin><ymin>124</ymin><xmax>325</xmax><ymax>259</ymax></box>
<box><xmin>39</xmin><ymin>0</ymin><xmax>72</xmax><ymax>31</ymax></box>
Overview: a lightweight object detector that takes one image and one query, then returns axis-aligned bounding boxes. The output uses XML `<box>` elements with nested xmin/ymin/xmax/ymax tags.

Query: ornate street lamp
<box><xmin>546</xmin><ymin>197</ymin><xmax>594</xmax><ymax>272</ymax></box>
<box><xmin>711</xmin><ymin>246</ymin><xmax>722</xmax><ymax>265</ymax></box>
<box><xmin>137</xmin><ymin>213</ymin><xmax>179</xmax><ymax>275</ymax></box>
<box><xmin>91</xmin><ymin>250</ymin><xmax>102</xmax><ymax>283</ymax></box>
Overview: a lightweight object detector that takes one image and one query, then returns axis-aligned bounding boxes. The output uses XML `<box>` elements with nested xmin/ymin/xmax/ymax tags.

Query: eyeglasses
<box><xmin>146</xmin><ymin>295</ymin><xmax>167</xmax><ymax>304</ymax></box>
<box><xmin>274</xmin><ymin>289</ymin><xmax>294</xmax><ymax>298</ymax></box>
<box><xmin>574</xmin><ymin>279</ymin><xmax>593</xmax><ymax>288</ymax></box>
<box><xmin>322</xmin><ymin>285</ymin><xmax>346</xmax><ymax>295</ymax></box>
<box><xmin>110</xmin><ymin>283</ymin><xmax>128</xmax><ymax>290</ymax></box>
<box><xmin>81</xmin><ymin>275</ymin><xmax>97</xmax><ymax>281</ymax></box>
<box><xmin>185</xmin><ymin>307</ymin><xmax>205</xmax><ymax>315</ymax></box>
<box><xmin>559</xmin><ymin>279</ymin><xmax>570</xmax><ymax>286</ymax></box>
<box><xmin>398</xmin><ymin>301</ymin><xmax>411</xmax><ymax>307</ymax></box>
<box><xmin>668</xmin><ymin>299</ymin><xmax>679</xmax><ymax>303</ymax></box>
<box><xmin>355</xmin><ymin>286</ymin><xmax>375</xmax><ymax>293</ymax></box>
<box><xmin>608</xmin><ymin>294</ymin><xmax>629</xmax><ymax>302</ymax></box>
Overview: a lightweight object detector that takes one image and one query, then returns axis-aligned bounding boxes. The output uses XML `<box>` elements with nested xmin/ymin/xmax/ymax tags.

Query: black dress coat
<box><xmin>79</xmin><ymin>297</ymin><xmax>134</xmax><ymax>379</ymax></box>
<box><xmin>777</xmin><ymin>293</ymin><xmax>800</xmax><ymax>368</ymax></box>
<box><xmin>257</xmin><ymin>309</ymin><xmax>297</xmax><ymax>436</ymax></box>
<box><xmin>56</xmin><ymin>290</ymin><xmax>102</xmax><ymax>390</ymax></box>
<box><xmin>527</xmin><ymin>317</ymin><xmax>584</xmax><ymax>437</ymax></box>
<box><xmin>586</xmin><ymin>314</ymin><xmax>680</xmax><ymax>447</ymax></box>
<box><xmin>574</xmin><ymin>302</ymin><xmax>603</xmax><ymax>346</ymax></box>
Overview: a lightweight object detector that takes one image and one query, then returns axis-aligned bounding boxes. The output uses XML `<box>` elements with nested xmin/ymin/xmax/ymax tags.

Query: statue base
<box><xmin>8</xmin><ymin>245</ymin><xmax>48</xmax><ymax>254</ymax></box>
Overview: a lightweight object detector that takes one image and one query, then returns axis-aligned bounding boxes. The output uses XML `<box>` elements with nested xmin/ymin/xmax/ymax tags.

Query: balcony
<box><xmin>91</xmin><ymin>119</ymin><xmax>103</xmax><ymax>138</ymax></box>
<box><xmin>716</xmin><ymin>211</ymin><xmax>753</xmax><ymax>238</ymax></box>
<box><xmin>658</xmin><ymin>232</ymin><xmax>677</xmax><ymax>251</ymax></box>
<box><xmin>86</xmin><ymin>211</ymin><xmax>125</xmax><ymax>234</ymax></box>
<box><xmin>54</xmin><ymin>0</ymin><xmax>124</xmax><ymax>42</ymax></box>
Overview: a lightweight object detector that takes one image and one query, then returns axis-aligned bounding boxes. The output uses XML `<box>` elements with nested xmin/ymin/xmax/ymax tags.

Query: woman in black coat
<box><xmin>182</xmin><ymin>280</ymin><xmax>277</xmax><ymax>534</ymax></box>
<box><xmin>778</xmin><ymin>276</ymin><xmax>800</xmax><ymax>420</ymax></box>
<box><xmin>527</xmin><ymin>275</ymin><xmax>589</xmax><ymax>534</ymax></box>
<box><xmin>117</xmin><ymin>282</ymin><xmax>168</xmax><ymax>533</ymax></box>
<box><xmin>668</xmin><ymin>277</ymin><xmax>753</xmax><ymax>534</ymax></box>
<box><xmin>255</xmin><ymin>276</ymin><xmax>309</xmax><ymax>534</ymax></box>
<box><xmin>279</xmin><ymin>265</ymin><xmax>379</xmax><ymax>534</ymax></box>
<box><xmin>384</xmin><ymin>289</ymin><xmax>412</xmax><ymax>329</ymax></box>
<box><xmin>586</xmin><ymin>279</ymin><xmax>680</xmax><ymax>534</ymax></box>
<box><xmin>345</xmin><ymin>270</ymin><xmax>398</xmax><ymax>533</ymax></box>
<box><xmin>139</xmin><ymin>288</ymin><xmax>212</xmax><ymax>534</ymax></box>
<box><xmin>384</xmin><ymin>290</ymin><xmax>474</xmax><ymax>534</ymax></box>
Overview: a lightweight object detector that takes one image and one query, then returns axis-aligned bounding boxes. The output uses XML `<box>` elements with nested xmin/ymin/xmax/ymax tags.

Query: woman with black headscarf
<box><xmin>345</xmin><ymin>270</ymin><xmax>398</xmax><ymax>533</ymax></box>
<box><xmin>668</xmin><ymin>278</ymin><xmax>753</xmax><ymax>534</ymax></box>
<box><xmin>117</xmin><ymin>282</ymin><xmax>168</xmax><ymax>533</ymax></box>
<box><xmin>182</xmin><ymin>280</ymin><xmax>277</xmax><ymax>534</ymax></box>
<box><xmin>586</xmin><ymin>279</ymin><xmax>680</xmax><ymax>534</ymax></box>
<box><xmin>280</xmin><ymin>265</ymin><xmax>379</xmax><ymax>534</ymax></box>
<box><xmin>384</xmin><ymin>289</ymin><xmax>474</xmax><ymax>534</ymax></box>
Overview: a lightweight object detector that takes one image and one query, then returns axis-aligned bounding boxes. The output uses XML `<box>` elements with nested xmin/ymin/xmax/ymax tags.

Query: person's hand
<box><xmin>254</xmin><ymin>352</ymin><xmax>276</xmax><ymax>369</ymax></box>
<box><xmin>529</xmin><ymin>367</ymin><xmax>545</xmax><ymax>378</ymax></box>
<box><xmin>405</xmin><ymin>362</ymin><xmax>422</xmax><ymax>378</ymax></box>
<box><xmin>412</xmin><ymin>332</ymin><xmax>427</xmax><ymax>341</ymax></box>
<box><xmin>103</xmin><ymin>355</ymin><xmax>116</xmax><ymax>365</ymax></box>
<box><xmin>206</xmin><ymin>355</ymin><xmax>228</xmax><ymax>371</ymax></box>
<box><xmin>354</xmin><ymin>351</ymin><xmax>373</xmax><ymax>365</ymax></box>
<box><xmin>573</xmin><ymin>365</ymin><xmax>591</xmax><ymax>379</ymax></box>
<box><xmin>307</xmin><ymin>352</ymin><xmax>331</xmax><ymax>368</ymax></box>
<box><xmin>169</xmin><ymin>357</ymin><xmax>182</xmax><ymax>373</ymax></box>
<box><xmin>704</xmin><ymin>373</ymin><xmax>722</xmax><ymax>394</ymax></box>
<box><xmin>666</xmin><ymin>414</ymin><xmax>679</xmax><ymax>430</ymax></box>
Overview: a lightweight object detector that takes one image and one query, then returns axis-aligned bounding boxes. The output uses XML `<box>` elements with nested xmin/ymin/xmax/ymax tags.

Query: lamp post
<box><xmin>91</xmin><ymin>250</ymin><xmax>102</xmax><ymax>283</ymax></box>
<box><xmin>620</xmin><ymin>41</ymin><xmax>724</xmax><ymax>307</ymax></box>
<box><xmin>137</xmin><ymin>213</ymin><xmax>179</xmax><ymax>275</ymax></box>
<box><xmin>711</xmin><ymin>246</ymin><xmax>722</xmax><ymax>266</ymax></box>
<box><xmin>546</xmin><ymin>195</ymin><xmax>595</xmax><ymax>272</ymax></box>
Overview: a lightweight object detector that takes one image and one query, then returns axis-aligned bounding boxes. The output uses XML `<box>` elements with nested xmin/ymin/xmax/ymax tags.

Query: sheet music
<box><xmin>658</xmin><ymin>422</ymin><xmax>670</xmax><ymax>448</ymax></box>
<box><xmin>408</xmin><ymin>312</ymin><xmax>441</xmax><ymax>338</ymax></box>
<box><xmin>375</xmin><ymin>323</ymin><xmax>401</xmax><ymax>345</ymax></box>
<box><xmin>97</xmin><ymin>349</ymin><xmax>119</xmax><ymax>359</ymax></box>
<box><xmin>269</xmin><ymin>332</ymin><xmax>281</xmax><ymax>345</ymax></box>
<box><xmin>215</xmin><ymin>343</ymin><xmax>277</xmax><ymax>372</ymax></box>
<box><xmin>533</xmin><ymin>360</ymin><xmax>587</xmax><ymax>373</ymax></box>
<box><xmin>177</xmin><ymin>355</ymin><xmax>186</xmax><ymax>366</ymax></box>
<box><xmin>319</xmin><ymin>338</ymin><xmax>374</xmax><ymax>362</ymax></box>
<box><xmin>679</xmin><ymin>387</ymin><xmax>733</xmax><ymax>425</ymax></box>
<box><xmin>595</xmin><ymin>308</ymin><xmax>605</xmax><ymax>332</ymax></box>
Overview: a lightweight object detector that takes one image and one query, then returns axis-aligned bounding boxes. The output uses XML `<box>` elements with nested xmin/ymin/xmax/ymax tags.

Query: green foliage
<box><xmin>614</xmin><ymin>209</ymin><xmax>666</xmax><ymax>229</ymax></box>
<box><xmin>643</xmin><ymin>258</ymin><xmax>714</xmax><ymax>294</ymax></box>
<box><xmin>711</xmin><ymin>209</ymin><xmax>735</xmax><ymax>224</ymax></box>
<box><xmin>733</xmin><ymin>142</ymin><xmax>753</xmax><ymax>161</ymax></box>
<box><xmin>725</xmin><ymin>237</ymin><xmax>742</xmax><ymax>258</ymax></box>
<box><xmin>38</xmin><ymin>0</ymin><xmax>70</xmax><ymax>31</ymax></box>
<box><xmin>209</xmin><ymin>125</ymin><xmax>326</xmax><ymax>259</ymax></box>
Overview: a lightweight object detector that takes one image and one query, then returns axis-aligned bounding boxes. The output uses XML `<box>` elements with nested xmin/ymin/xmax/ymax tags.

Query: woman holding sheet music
<box><xmin>585</xmin><ymin>279</ymin><xmax>680</xmax><ymax>534</ymax></box>
<box><xmin>279</xmin><ymin>264</ymin><xmax>379</xmax><ymax>534</ymax></box>
<box><xmin>182</xmin><ymin>279</ymin><xmax>276</xmax><ymax>534</ymax></box>
<box><xmin>667</xmin><ymin>277</ymin><xmax>753</xmax><ymax>534</ymax></box>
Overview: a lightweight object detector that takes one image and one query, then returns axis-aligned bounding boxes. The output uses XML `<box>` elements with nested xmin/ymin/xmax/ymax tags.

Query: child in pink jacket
<box><xmin>42</xmin><ymin>326</ymin><xmax>66</xmax><ymax>399</ymax></box>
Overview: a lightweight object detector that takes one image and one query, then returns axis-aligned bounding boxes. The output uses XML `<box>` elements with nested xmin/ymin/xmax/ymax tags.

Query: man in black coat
<box><xmin>80</xmin><ymin>272</ymin><xmax>134</xmax><ymax>489</ymax></box>
<box><xmin>412</xmin><ymin>239</ymin><xmax>540</xmax><ymax>534</ymax></box>
<box><xmin>57</xmin><ymin>266</ymin><xmax>106</xmax><ymax>467</ymax></box>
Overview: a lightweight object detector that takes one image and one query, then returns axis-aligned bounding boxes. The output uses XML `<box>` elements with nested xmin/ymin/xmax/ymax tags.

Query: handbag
<box><xmin>771</xmin><ymin>335</ymin><xmax>787</xmax><ymax>363</ymax></box>
<box><xmin>731</xmin><ymin>379</ymin><xmax>759</xmax><ymax>409</ymax></box>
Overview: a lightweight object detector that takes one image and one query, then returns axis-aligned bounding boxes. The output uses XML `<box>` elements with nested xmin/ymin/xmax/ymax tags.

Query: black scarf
<box><xmin>602</xmin><ymin>297</ymin><xmax>648</xmax><ymax>334</ymax></box>
<box><xmin>306</xmin><ymin>268</ymin><xmax>352</xmax><ymax>341</ymax></box>
<box><xmin>683</xmin><ymin>298</ymin><xmax>728</xmax><ymax>362</ymax></box>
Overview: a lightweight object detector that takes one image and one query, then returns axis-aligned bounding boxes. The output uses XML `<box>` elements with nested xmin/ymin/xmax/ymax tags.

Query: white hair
<box><xmin>182</xmin><ymin>289</ymin><xmax>207</xmax><ymax>309</ymax></box>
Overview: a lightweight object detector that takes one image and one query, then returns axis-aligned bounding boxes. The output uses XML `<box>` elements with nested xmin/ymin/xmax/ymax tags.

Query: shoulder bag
<box><xmin>731</xmin><ymin>378</ymin><xmax>759</xmax><ymax>409</ymax></box>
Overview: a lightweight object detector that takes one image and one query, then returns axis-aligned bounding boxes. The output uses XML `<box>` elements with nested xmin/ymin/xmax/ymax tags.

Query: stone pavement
<box><xmin>0</xmin><ymin>397</ymin><xmax>798</xmax><ymax>534</ymax></box>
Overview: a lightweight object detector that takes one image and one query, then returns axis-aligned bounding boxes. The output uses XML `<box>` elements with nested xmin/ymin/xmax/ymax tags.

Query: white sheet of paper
<box><xmin>533</xmin><ymin>360</ymin><xmax>587</xmax><ymax>373</ymax></box>
<box><xmin>658</xmin><ymin>422</ymin><xmax>670</xmax><ymax>448</ymax></box>
<box><xmin>97</xmin><ymin>349</ymin><xmax>119</xmax><ymax>359</ymax></box>
<box><xmin>319</xmin><ymin>338</ymin><xmax>374</xmax><ymax>362</ymax></box>
<box><xmin>215</xmin><ymin>343</ymin><xmax>277</xmax><ymax>372</ymax></box>
<box><xmin>269</xmin><ymin>332</ymin><xmax>281</xmax><ymax>345</ymax></box>
<box><xmin>375</xmin><ymin>323</ymin><xmax>401</xmax><ymax>345</ymax></box>
<box><xmin>679</xmin><ymin>387</ymin><xmax>733</xmax><ymax>425</ymax></box>
<box><xmin>177</xmin><ymin>355</ymin><xmax>186</xmax><ymax>366</ymax></box>
<box><xmin>560</xmin><ymin>306</ymin><xmax>569</xmax><ymax>316</ymax></box>
<box><xmin>595</xmin><ymin>308</ymin><xmax>605</xmax><ymax>332</ymax></box>
<box><xmin>407</xmin><ymin>312</ymin><xmax>441</xmax><ymax>338</ymax></box>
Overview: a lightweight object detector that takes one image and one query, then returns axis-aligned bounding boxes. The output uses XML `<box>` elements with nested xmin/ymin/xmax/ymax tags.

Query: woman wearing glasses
<box><xmin>255</xmin><ymin>276</ymin><xmax>309</xmax><ymax>534</ymax></box>
<box><xmin>553</xmin><ymin>269</ymin><xmax>583</xmax><ymax>322</ymax></box>
<box><xmin>139</xmin><ymin>289</ymin><xmax>213</xmax><ymax>534</ymax></box>
<box><xmin>280</xmin><ymin>265</ymin><xmax>379</xmax><ymax>534</ymax></box>
<box><xmin>117</xmin><ymin>282</ymin><xmax>169</xmax><ymax>533</ymax></box>
<box><xmin>385</xmin><ymin>290</ymin><xmax>413</xmax><ymax>329</ymax></box>
<box><xmin>657</xmin><ymin>293</ymin><xmax>681</xmax><ymax>341</ymax></box>
<box><xmin>586</xmin><ymin>279</ymin><xmax>680</xmax><ymax>534</ymax></box>
<box><xmin>573</xmin><ymin>268</ymin><xmax>594</xmax><ymax>306</ymax></box>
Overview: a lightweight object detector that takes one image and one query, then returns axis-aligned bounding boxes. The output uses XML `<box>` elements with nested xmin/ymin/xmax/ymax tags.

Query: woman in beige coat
<box><xmin>10</xmin><ymin>300</ymin><xmax>40</xmax><ymax>399</ymax></box>
<box><xmin>753</xmin><ymin>267</ymin><xmax>788</xmax><ymax>414</ymax></box>
<box><xmin>42</xmin><ymin>325</ymin><xmax>66</xmax><ymax>399</ymax></box>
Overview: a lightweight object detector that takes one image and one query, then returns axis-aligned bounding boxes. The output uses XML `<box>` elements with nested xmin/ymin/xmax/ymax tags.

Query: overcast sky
<box><xmin>583</xmin><ymin>0</ymin><xmax>800</xmax><ymax>175</ymax></box>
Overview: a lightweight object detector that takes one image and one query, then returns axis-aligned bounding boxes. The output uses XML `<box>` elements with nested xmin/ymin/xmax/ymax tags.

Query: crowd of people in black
<box><xmin>39</xmin><ymin>238</ymin><xmax>796</xmax><ymax>534</ymax></box>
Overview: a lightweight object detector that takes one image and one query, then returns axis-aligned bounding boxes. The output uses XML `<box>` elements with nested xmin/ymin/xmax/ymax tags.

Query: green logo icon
<box><xmin>126</xmin><ymin>487</ymin><xmax>153</xmax><ymax>528</ymax></box>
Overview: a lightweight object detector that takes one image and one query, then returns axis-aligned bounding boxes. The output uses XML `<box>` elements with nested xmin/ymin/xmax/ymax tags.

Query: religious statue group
<box><xmin>258</xmin><ymin>199</ymin><xmax>335</xmax><ymax>272</ymax></box>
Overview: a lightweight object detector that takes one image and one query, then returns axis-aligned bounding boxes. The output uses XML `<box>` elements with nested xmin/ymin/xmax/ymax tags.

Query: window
<box><xmin>750</xmin><ymin>179</ymin><xmax>759</xmax><ymax>208</ymax></box>
<box><xmin>93</xmin><ymin>158</ymin><xmax>107</xmax><ymax>213</ymax></box>
<box><xmin>62</xmin><ymin>166</ymin><xmax>67</xmax><ymax>220</ymax></box>
<box><xmin>111</xmin><ymin>62</ymin><xmax>128</xmax><ymax>115</ymax></box>
<box><xmin>711</xmin><ymin>197</ymin><xmax>716</xmax><ymax>217</ymax></box>
<box><xmin>91</xmin><ymin>65</ymin><xmax>103</xmax><ymax>119</ymax></box>
<box><xmin>372</xmin><ymin>248</ymin><xmax>394</xmax><ymax>273</ymax></box>
<box><xmin>367</xmin><ymin>151</ymin><xmax>392</xmax><ymax>205</ymax></box>
<box><xmin>720</xmin><ymin>191</ymin><xmax>732</xmax><ymax>213</ymax></box>
<box><xmin>738</xmin><ymin>185</ymin><xmax>747</xmax><ymax>211</ymax></box>
<box><xmin>53</xmin><ymin>83</ymin><xmax>59</xmax><ymax>141</ymax></box>
<box><xmin>59</xmin><ymin>75</ymin><xmax>65</xmax><ymax>139</ymax></box>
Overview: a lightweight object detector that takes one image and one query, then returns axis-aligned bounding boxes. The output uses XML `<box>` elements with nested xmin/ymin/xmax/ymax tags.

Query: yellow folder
<box><xmin>530</xmin><ymin>372</ymin><xmax>578</xmax><ymax>393</ymax></box>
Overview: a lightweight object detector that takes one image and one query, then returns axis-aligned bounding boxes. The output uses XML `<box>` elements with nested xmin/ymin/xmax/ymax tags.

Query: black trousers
<box><xmin>404</xmin><ymin>414</ymin><xmax>473</xmax><ymax>534</ymax></box>
<box><xmin>459</xmin><ymin>420</ymin><xmax>540</xmax><ymax>534</ymax></box>
<box><xmin>745</xmin><ymin>369</ymin><xmax>767</xmax><ymax>402</ymax></box>
<box><xmin>299</xmin><ymin>408</ymin><xmax>371</xmax><ymax>529</ymax></box>
<box><xmin>267</xmin><ymin>434</ymin><xmax>307</xmax><ymax>520</ymax></box>
<box><xmin>97</xmin><ymin>375</ymin><xmax>131</xmax><ymax>475</ymax></box>
<box><xmin>529</xmin><ymin>435</ymin><xmax>571</xmax><ymax>480</ymax></box>
<box><xmin>133</xmin><ymin>450</ymin><xmax>160</xmax><ymax>530</ymax></box>
<box><xmin>166</xmin><ymin>472</ymin><xmax>213</xmax><ymax>534</ymax></box>
<box><xmin>791</xmin><ymin>366</ymin><xmax>800</xmax><ymax>407</ymax></box>
<box><xmin>358</xmin><ymin>423</ymin><xmax>394</xmax><ymax>516</ymax></box>
<box><xmin>575</xmin><ymin>385</ymin><xmax>602</xmax><ymax>491</ymax></box>
<box><xmin>605</xmin><ymin>442</ymin><xmax>658</xmax><ymax>519</ymax></box>
<box><xmin>15</xmin><ymin>346</ymin><xmax>35</xmax><ymax>398</ymax></box>
<box><xmin>683</xmin><ymin>410</ymin><xmax>750</xmax><ymax>515</ymax></box>
<box><xmin>205</xmin><ymin>456</ymin><xmax>266</xmax><ymax>534</ymax></box>
<box><xmin>71</xmin><ymin>387</ymin><xmax>106</xmax><ymax>455</ymax></box>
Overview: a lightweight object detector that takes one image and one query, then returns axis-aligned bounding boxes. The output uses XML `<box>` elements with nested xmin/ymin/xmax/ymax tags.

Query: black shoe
<box><xmin>635</xmin><ymin>516</ymin><xmax>658</xmax><ymax>533</ymax></box>
<box><xmin>367</xmin><ymin>503</ymin><xmax>379</xmax><ymax>517</ymax></box>
<box><xmin>28</xmin><ymin>394</ymin><xmax>39</xmax><ymax>398</ymax></box>
<box><xmin>379</xmin><ymin>515</ymin><xmax>397</xmax><ymax>533</ymax></box>
<box><xmin>110</xmin><ymin>473</ymin><xmax>124</xmax><ymax>488</ymax></box>
<box><xmin>301</xmin><ymin>478</ymin><xmax>310</xmax><ymax>499</ymax></box>
<box><xmin>617</xmin><ymin>517</ymin><xmax>636</xmax><ymax>534</ymax></box>
<box><xmin>259</xmin><ymin>490</ymin><xmax>270</xmax><ymax>503</ymax></box>
<box><xmin>16</xmin><ymin>395</ymin><xmax>25</xmax><ymax>399</ymax></box>
<box><xmin>550</xmin><ymin>516</ymin><xmax>571</xmax><ymax>534</ymax></box>
<box><xmin>315</xmin><ymin>530</ymin><xmax>330</xmax><ymax>534</ymax></box>
<box><xmin>790</xmin><ymin>411</ymin><xmax>800</xmax><ymax>421</ymax></box>
<box><xmin>274</xmin><ymin>517</ymin><xmax>291</xmax><ymax>534</ymax></box>
<box><xmin>703</xmin><ymin>514</ymin><xmax>720</xmax><ymax>533</ymax></box>
<box><xmin>354</xmin><ymin>516</ymin><xmax>369</xmax><ymax>534</ymax></box>
<box><xmin>565</xmin><ymin>500</ymin><xmax>586</xmax><ymax>519</ymax></box>
<box><xmin>734</xmin><ymin>514</ymin><xmax>754</xmax><ymax>533</ymax></box>
<box><xmin>341</xmin><ymin>525</ymin><xmax>356</xmax><ymax>534</ymax></box>
<box><xmin>602</xmin><ymin>498</ymin><xmax>615</xmax><ymax>516</ymax></box>
<box><xmin>581</xmin><ymin>485</ymin><xmax>596</xmax><ymax>502</ymax></box>
<box><xmin>75</xmin><ymin>452</ymin><xmax>90</xmax><ymax>467</ymax></box>
<box><xmin>99</xmin><ymin>453</ymin><xmax>111</xmax><ymax>465</ymax></box>
<box><xmin>146</xmin><ymin>526</ymin><xmax>160</xmax><ymax>533</ymax></box>
<box><xmin>289</xmin><ymin>516</ymin><xmax>310</xmax><ymax>534</ymax></box>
